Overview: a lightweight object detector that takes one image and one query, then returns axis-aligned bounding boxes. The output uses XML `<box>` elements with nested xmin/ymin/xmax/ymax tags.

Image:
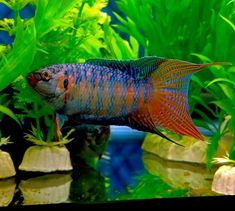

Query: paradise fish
<box><xmin>27</xmin><ymin>56</ymin><xmax>227</xmax><ymax>144</ymax></box>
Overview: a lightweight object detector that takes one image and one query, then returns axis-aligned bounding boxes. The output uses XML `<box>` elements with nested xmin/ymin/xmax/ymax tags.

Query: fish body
<box><xmin>27</xmin><ymin>56</ymin><xmax>227</xmax><ymax>143</ymax></box>
<box><xmin>43</xmin><ymin>63</ymin><xmax>152</xmax><ymax>117</ymax></box>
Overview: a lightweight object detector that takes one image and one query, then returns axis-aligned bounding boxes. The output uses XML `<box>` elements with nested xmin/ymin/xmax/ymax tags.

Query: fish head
<box><xmin>27</xmin><ymin>65</ymin><xmax>70</xmax><ymax>111</ymax></box>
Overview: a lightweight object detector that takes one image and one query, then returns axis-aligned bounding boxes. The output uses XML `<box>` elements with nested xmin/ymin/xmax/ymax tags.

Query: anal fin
<box><xmin>126</xmin><ymin>107</ymin><xmax>183</xmax><ymax>146</ymax></box>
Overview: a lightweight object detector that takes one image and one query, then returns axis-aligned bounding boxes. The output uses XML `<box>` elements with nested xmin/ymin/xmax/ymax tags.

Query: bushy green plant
<box><xmin>114</xmin><ymin>0</ymin><xmax>234</xmax><ymax>61</ymax></box>
<box><xmin>187</xmin><ymin>57</ymin><xmax>234</xmax><ymax>166</ymax></box>
<box><xmin>13</xmin><ymin>77</ymin><xmax>55</xmax><ymax>140</ymax></box>
<box><xmin>0</xmin><ymin>0</ymin><xmax>139</xmax><ymax>89</ymax></box>
<box><xmin>24</xmin><ymin>125</ymin><xmax>75</xmax><ymax>146</ymax></box>
<box><xmin>0</xmin><ymin>0</ymin><xmax>101</xmax><ymax>91</ymax></box>
<box><xmin>206</xmin><ymin>67</ymin><xmax>235</xmax><ymax>160</ymax></box>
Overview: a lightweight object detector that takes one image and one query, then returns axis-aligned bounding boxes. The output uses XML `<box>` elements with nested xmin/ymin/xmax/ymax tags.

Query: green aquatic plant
<box><xmin>24</xmin><ymin>125</ymin><xmax>75</xmax><ymax>146</ymax></box>
<box><xmin>0</xmin><ymin>136</ymin><xmax>12</xmax><ymax>147</ymax></box>
<box><xmin>114</xmin><ymin>0</ymin><xmax>234</xmax><ymax>61</ymax></box>
<box><xmin>213</xmin><ymin>152</ymin><xmax>235</xmax><ymax>166</ymax></box>
<box><xmin>0</xmin><ymin>94</ymin><xmax>20</xmax><ymax>126</ymax></box>
<box><xmin>0</xmin><ymin>0</ymin><xmax>109</xmax><ymax>91</ymax></box>
<box><xmin>189</xmin><ymin>56</ymin><xmax>234</xmax><ymax>166</ymax></box>
<box><xmin>0</xmin><ymin>0</ymin><xmax>101</xmax><ymax>142</ymax></box>
<box><xmin>0</xmin><ymin>18</ymin><xmax>14</xmax><ymax>37</ymax></box>
<box><xmin>0</xmin><ymin>0</ymin><xmax>139</xmax><ymax>88</ymax></box>
<box><xmin>206</xmin><ymin>69</ymin><xmax>235</xmax><ymax>159</ymax></box>
<box><xmin>13</xmin><ymin>77</ymin><xmax>54</xmax><ymax>140</ymax></box>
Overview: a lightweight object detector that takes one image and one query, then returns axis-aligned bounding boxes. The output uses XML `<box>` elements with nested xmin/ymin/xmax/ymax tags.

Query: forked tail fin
<box><xmin>147</xmin><ymin>59</ymin><xmax>229</xmax><ymax>141</ymax></box>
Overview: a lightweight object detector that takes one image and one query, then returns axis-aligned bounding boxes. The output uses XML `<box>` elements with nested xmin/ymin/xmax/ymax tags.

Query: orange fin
<box><xmin>149</xmin><ymin>59</ymin><xmax>230</xmax><ymax>140</ymax></box>
<box><xmin>135</xmin><ymin>59</ymin><xmax>228</xmax><ymax>141</ymax></box>
<box><xmin>127</xmin><ymin>108</ymin><xmax>184</xmax><ymax>146</ymax></box>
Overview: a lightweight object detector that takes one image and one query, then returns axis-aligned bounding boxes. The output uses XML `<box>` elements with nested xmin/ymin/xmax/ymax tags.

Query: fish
<box><xmin>26</xmin><ymin>56</ymin><xmax>228</xmax><ymax>145</ymax></box>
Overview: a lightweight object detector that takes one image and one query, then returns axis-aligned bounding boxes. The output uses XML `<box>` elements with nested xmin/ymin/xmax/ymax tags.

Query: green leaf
<box><xmin>213</xmin><ymin>153</ymin><xmax>235</xmax><ymax>165</ymax></box>
<box><xmin>194</xmin><ymin>108</ymin><xmax>218</xmax><ymax>130</ymax></box>
<box><xmin>0</xmin><ymin>16</ymin><xmax>37</xmax><ymax>91</ymax></box>
<box><xmin>219</xmin><ymin>14</ymin><xmax>235</xmax><ymax>31</ymax></box>
<box><xmin>0</xmin><ymin>0</ymin><xmax>12</xmax><ymax>9</ymax></box>
<box><xmin>206</xmin><ymin>78</ymin><xmax>235</xmax><ymax>88</ymax></box>
<box><xmin>86</xmin><ymin>0</ymin><xmax>95</xmax><ymax>7</ymax></box>
<box><xmin>0</xmin><ymin>105</ymin><xmax>21</xmax><ymax>126</ymax></box>
<box><xmin>191</xmin><ymin>95</ymin><xmax>217</xmax><ymax>117</ymax></box>
<box><xmin>212</xmin><ymin>100</ymin><xmax>235</xmax><ymax>117</ymax></box>
<box><xmin>190</xmin><ymin>53</ymin><xmax>212</xmax><ymax>63</ymax></box>
<box><xmin>218</xmin><ymin>83</ymin><xmax>235</xmax><ymax>102</ymax></box>
<box><xmin>0</xmin><ymin>136</ymin><xmax>12</xmax><ymax>147</ymax></box>
<box><xmin>206</xmin><ymin>127</ymin><xmax>222</xmax><ymax>168</ymax></box>
<box><xmin>130</xmin><ymin>36</ymin><xmax>139</xmax><ymax>56</ymax></box>
<box><xmin>191</xmin><ymin>75</ymin><xmax>204</xmax><ymax>87</ymax></box>
<box><xmin>193</xmin><ymin>119</ymin><xmax>214</xmax><ymax>132</ymax></box>
<box><xmin>229</xmin><ymin>130</ymin><xmax>235</xmax><ymax>159</ymax></box>
<box><xmin>24</xmin><ymin>126</ymin><xmax>75</xmax><ymax>146</ymax></box>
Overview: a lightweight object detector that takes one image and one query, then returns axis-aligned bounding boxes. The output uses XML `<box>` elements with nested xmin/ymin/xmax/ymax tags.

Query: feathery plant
<box><xmin>213</xmin><ymin>152</ymin><xmax>235</xmax><ymax>166</ymax></box>
<box><xmin>0</xmin><ymin>0</ymin><xmax>138</xmax><ymax>91</ymax></box>
<box><xmin>24</xmin><ymin>125</ymin><xmax>75</xmax><ymax>146</ymax></box>
<box><xmin>0</xmin><ymin>136</ymin><xmax>12</xmax><ymax>147</ymax></box>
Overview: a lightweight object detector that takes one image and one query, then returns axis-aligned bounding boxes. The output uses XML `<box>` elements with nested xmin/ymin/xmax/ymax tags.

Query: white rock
<box><xmin>0</xmin><ymin>150</ymin><xmax>16</xmax><ymax>179</ymax></box>
<box><xmin>212</xmin><ymin>165</ymin><xmax>235</xmax><ymax>195</ymax></box>
<box><xmin>142</xmin><ymin>133</ymin><xmax>228</xmax><ymax>164</ymax></box>
<box><xmin>19</xmin><ymin>173</ymin><xmax>72</xmax><ymax>205</ymax></box>
<box><xmin>19</xmin><ymin>146</ymin><xmax>73</xmax><ymax>172</ymax></box>
<box><xmin>0</xmin><ymin>178</ymin><xmax>16</xmax><ymax>206</ymax></box>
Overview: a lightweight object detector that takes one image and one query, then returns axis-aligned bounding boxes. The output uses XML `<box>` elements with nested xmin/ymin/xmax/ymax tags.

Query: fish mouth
<box><xmin>27</xmin><ymin>72</ymin><xmax>41</xmax><ymax>87</ymax></box>
<box><xmin>27</xmin><ymin>72</ymin><xmax>56</xmax><ymax>98</ymax></box>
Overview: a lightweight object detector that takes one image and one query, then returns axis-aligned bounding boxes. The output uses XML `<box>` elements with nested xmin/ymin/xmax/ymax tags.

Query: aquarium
<box><xmin>0</xmin><ymin>0</ymin><xmax>235</xmax><ymax>209</ymax></box>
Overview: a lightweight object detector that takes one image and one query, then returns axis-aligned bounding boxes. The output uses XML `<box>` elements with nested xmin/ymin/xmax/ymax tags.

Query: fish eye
<box><xmin>41</xmin><ymin>71</ymin><xmax>51</xmax><ymax>81</ymax></box>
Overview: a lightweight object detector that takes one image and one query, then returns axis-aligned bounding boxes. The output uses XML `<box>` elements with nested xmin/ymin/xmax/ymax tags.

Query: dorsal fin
<box><xmin>86</xmin><ymin>56</ymin><xmax>165</xmax><ymax>79</ymax></box>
